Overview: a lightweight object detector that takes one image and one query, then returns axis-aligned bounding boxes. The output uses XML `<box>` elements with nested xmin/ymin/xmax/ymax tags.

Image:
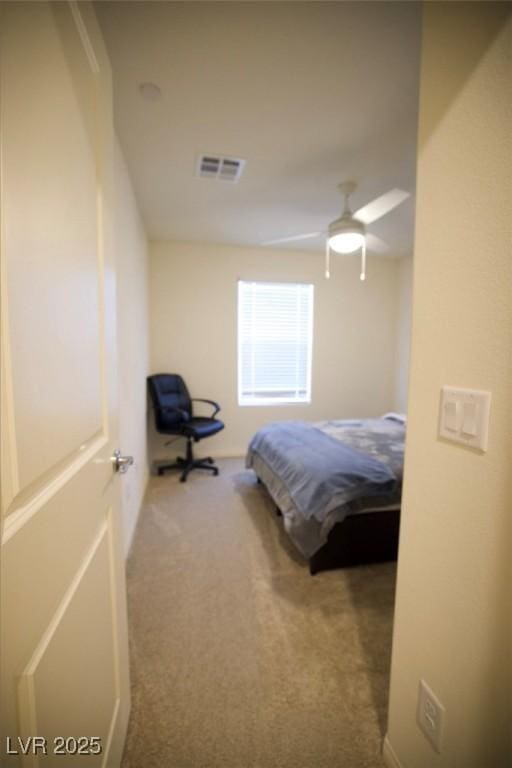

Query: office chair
<box><xmin>147</xmin><ymin>373</ymin><xmax>224</xmax><ymax>482</ymax></box>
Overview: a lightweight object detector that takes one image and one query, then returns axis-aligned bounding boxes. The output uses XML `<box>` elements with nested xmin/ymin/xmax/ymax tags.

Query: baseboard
<box><xmin>383</xmin><ymin>735</ymin><xmax>404</xmax><ymax>768</ymax></box>
<box><xmin>211</xmin><ymin>452</ymin><xmax>246</xmax><ymax>459</ymax></box>
<box><xmin>154</xmin><ymin>451</ymin><xmax>245</xmax><ymax>460</ymax></box>
<box><xmin>124</xmin><ymin>468</ymin><xmax>150</xmax><ymax>559</ymax></box>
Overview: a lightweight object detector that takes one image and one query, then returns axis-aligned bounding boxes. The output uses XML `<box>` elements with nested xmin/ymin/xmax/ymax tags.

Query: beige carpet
<box><xmin>122</xmin><ymin>458</ymin><xmax>396</xmax><ymax>768</ymax></box>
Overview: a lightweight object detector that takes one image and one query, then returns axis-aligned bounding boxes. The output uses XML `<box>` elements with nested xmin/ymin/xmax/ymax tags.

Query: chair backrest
<box><xmin>147</xmin><ymin>374</ymin><xmax>192</xmax><ymax>433</ymax></box>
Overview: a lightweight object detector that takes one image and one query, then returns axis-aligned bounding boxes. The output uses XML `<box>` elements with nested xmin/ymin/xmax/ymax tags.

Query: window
<box><xmin>238</xmin><ymin>280</ymin><xmax>314</xmax><ymax>406</ymax></box>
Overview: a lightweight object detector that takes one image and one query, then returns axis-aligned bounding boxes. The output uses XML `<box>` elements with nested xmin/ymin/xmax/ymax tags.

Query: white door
<box><xmin>1</xmin><ymin>3</ymin><xmax>130</xmax><ymax>765</ymax></box>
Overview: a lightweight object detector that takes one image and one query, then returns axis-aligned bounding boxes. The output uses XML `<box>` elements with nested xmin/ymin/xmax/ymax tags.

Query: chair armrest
<box><xmin>191</xmin><ymin>398</ymin><xmax>221</xmax><ymax>417</ymax></box>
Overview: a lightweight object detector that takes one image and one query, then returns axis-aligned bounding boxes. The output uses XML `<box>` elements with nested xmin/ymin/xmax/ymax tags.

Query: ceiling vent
<box><xmin>196</xmin><ymin>154</ymin><xmax>245</xmax><ymax>183</ymax></box>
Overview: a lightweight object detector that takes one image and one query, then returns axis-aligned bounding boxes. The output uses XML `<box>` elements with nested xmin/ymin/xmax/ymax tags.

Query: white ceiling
<box><xmin>95</xmin><ymin>1</ymin><xmax>421</xmax><ymax>256</ymax></box>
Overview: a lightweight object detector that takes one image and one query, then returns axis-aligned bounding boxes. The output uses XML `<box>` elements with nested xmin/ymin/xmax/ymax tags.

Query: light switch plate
<box><xmin>439</xmin><ymin>387</ymin><xmax>491</xmax><ymax>451</ymax></box>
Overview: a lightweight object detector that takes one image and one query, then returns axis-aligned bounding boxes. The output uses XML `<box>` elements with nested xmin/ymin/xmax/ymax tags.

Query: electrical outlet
<box><xmin>417</xmin><ymin>679</ymin><xmax>445</xmax><ymax>753</ymax></box>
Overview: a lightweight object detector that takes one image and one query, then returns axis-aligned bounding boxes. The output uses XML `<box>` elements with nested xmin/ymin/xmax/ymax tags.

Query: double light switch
<box><xmin>439</xmin><ymin>387</ymin><xmax>491</xmax><ymax>451</ymax></box>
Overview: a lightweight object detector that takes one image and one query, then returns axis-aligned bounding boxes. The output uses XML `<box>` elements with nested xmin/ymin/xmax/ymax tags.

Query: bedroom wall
<box><xmin>149</xmin><ymin>240</ymin><xmax>401</xmax><ymax>458</ymax></box>
<box><xmin>385</xmin><ymin>4</ymin><xmax>511</xmax><ymax>768</ymax></box>
<box><xmin>114</xmin><ymin>138</ymin><xmax>150</xmax><ymax>556</ymax></box>
<box><xmin>393</xmin><ymin>256</ymin><xmax>413</xmax><ymax>413</ymax></box>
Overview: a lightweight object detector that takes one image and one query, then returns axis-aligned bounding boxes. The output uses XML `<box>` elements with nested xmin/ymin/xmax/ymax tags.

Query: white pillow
<box><xmin>381</xmin><ymin>412</ymin><xmax>407</xmax><ymax>424</ymax></box>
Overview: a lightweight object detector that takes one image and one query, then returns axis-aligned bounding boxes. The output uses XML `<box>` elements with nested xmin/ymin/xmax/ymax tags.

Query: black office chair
<box><xmin>147</xmin><ymin>373</ymin><xmax>224</xmax><ymax>482</ymax></box>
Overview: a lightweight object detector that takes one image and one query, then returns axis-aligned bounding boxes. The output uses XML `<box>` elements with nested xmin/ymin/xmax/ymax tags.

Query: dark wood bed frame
<box><xmin>307</xmin><ymin>508</ymin><xmax>400</xmax><ymax>575</ymax></box>
<box><xmin>259</xmin><ymin>476</ymin><xmax>400</xmax><ymax>575</ymax></box>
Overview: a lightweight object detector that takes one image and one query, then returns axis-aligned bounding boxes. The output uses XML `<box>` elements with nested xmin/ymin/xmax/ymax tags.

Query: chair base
<box><xmin>155</xmin><ymin>437</ymin><xmax>219</xmax><ymax>482</ymax></box>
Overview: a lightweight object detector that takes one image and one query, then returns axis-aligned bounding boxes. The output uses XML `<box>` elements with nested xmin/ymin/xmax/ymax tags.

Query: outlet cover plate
<box><xmin>417</xmin><ymin>679</ymin><xmax>445</xmax><ymax>753</ymax></box>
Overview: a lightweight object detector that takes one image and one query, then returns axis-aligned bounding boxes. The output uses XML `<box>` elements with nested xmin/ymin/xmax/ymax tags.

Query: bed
<box><xmin>246</xmin><ymin>414</ymin><xmax>406</xmax><ymax>573</ymax></box>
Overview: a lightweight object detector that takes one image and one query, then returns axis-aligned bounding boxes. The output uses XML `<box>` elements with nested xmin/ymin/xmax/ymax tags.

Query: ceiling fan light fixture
<box><xmin>326</xmin><ymin>213</ymin><xmax>367</xmax><ymax>280</ymax></box>
<box><xmin>327</xmin><ymin>217</ymin><xmax>365</xmax><ymax>254</ymax></box>
<box><xmin>328</xmin><ymin>231</ymin><xmax>365</xmax><ymax>254</ymax></box>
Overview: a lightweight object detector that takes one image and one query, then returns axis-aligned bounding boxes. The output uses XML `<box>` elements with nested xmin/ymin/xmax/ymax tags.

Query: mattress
<box><xmin>246</xmin><ymin>415</ymin><xmax>406</xmax><ymax>558</ymax></box>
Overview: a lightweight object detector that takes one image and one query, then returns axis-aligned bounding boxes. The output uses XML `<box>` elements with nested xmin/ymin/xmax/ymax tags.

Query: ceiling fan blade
<box><xmin>365</xmin><ymin>233</ymin><xmax>390</xmax><ymax>253</ymax></box>
<box><xmin>354</xmin><ymin>188</ymin><xmax>410</xmax><ymax>225</ymax></box>
<box><xmin>261</xmin><ymin>231</ymin><xmax>322</xmax><ymax>246</ymax></box>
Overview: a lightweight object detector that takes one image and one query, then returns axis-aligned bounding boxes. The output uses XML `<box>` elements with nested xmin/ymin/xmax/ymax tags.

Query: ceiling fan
<box><xmin>262</xmin><ymin>181</ymin><xmax>410</xmax><ymax>281</ymax></box>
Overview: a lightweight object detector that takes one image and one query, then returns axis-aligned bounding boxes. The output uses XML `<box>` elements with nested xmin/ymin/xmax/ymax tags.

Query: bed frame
<box><xmin>259</xmin><ymin>475</ymin><xmax>400</xmax><ymax>575</ymax></box>
<box><xmin>307</xmin><ymin>508</ymin><xmax>400</xmax><ymax>575</ymax></box>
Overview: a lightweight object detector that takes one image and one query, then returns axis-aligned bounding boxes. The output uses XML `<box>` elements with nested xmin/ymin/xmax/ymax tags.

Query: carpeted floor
<box><xmin>122</xmin><ymin>458</ymin><xmax>396</xmax><ymax>768</ymax></box>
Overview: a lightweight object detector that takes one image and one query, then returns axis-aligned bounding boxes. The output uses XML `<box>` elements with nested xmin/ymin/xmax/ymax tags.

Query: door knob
<box><xmin>111</xmin><ymin>449</ymin><xmax>134</xmax><ymax>474</ymax></box>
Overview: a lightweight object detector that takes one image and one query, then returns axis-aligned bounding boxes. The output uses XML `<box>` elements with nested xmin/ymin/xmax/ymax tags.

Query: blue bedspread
<box><xmin>247</xmin><ymin>421</ymin><xmax>397</xmax><ymax>523</ymax></box>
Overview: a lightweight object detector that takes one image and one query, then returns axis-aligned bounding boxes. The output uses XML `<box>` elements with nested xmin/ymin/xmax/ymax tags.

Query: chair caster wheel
<box><xmin>213</xmin><ymin>468</ymin><xmax>219</xmax><ymax>476</ymax></box>
<box><xmin>157</xmin><ymin>469</ymin><xmax>164</xmax><ymax>476</ymax></box>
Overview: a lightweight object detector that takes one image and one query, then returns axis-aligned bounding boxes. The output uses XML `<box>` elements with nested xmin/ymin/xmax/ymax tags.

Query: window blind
<box><xmin>238</xmin><ymin>280</ymin><xmax>314</xmax><ymax>405</ymax></box>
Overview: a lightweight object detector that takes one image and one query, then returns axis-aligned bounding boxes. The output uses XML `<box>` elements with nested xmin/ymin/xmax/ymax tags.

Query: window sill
<box><xmin>238</xmin><ymin>399</ymin><xmax>311</xmax><ymax>407</ymax></box>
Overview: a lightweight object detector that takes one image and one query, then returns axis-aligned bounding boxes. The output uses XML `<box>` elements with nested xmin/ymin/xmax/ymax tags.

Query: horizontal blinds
<box><xmin>238</xmin><ymin>281</ymin><xmax>314</xmax><ymax>404</ymax></box>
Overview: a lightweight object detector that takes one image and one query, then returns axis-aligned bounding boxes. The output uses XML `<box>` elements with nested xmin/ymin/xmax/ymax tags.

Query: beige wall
<box><xmin>385</xmin><ymin>5</ymin><xmax>511</xmax><ymax>768</ymax></box>
<box><xmin>149</xmin><ymin>240</ymin><xmax>401</xmax><ymax>458</ymax></box>
<box><xmin>114</xmin><ymin>139</ymin><xmax>150</xmax><ymax>556</ymax></box>
<box><xmin>393</xmin><ymin>257</ymin><xmax>413</xmax><ymax>413</ymax></box>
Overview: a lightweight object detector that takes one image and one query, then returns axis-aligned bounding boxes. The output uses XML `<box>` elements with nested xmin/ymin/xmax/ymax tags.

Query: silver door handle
<box><xmin>111</xmin><ymin>449</ymin><xmax>134</xmax><ymax>474</ymax></box>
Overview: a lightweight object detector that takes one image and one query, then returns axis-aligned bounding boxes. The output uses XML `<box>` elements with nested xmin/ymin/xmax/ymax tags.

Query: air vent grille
<box><xmin>197</xmin><ymin>154</ymin><xmax>245</xmax><ymax>183</ymax></box>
